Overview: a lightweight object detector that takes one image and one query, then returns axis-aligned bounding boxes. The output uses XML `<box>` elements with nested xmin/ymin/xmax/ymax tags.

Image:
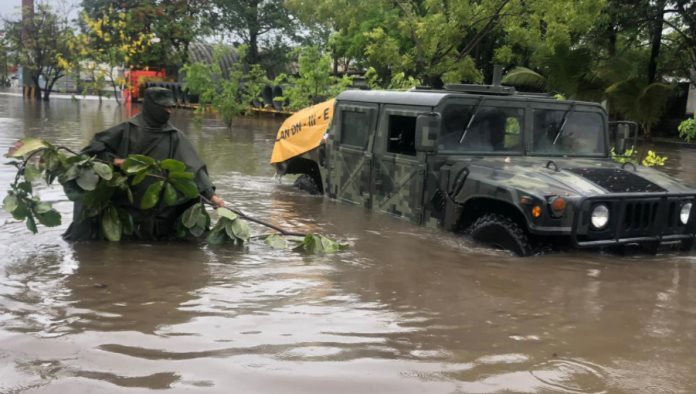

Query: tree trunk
<box><xmin>647</xmin><ymin>0</ymin><xmax>666</xmax><ymax>83</ymax></box>
<box><xmin>31</xmin><ymin>75</ymin><xmax>41</xmax><ymax>100</ymax></box>
<box><xmin>247</xmin><ymin>0</ymin><xmax>260</xmax><ymax>64</ymax></box>
<box><xmin>44</xmin><ymin>73</ymin><xmax>61</xmax><ymax>101</ymax></box>
<box><xmin>110</xmin><ymin>66</ymin><xmax>121</xmax><ymax>105</ymax></box>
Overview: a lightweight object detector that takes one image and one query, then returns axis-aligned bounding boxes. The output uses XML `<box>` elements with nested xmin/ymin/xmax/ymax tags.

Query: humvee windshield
<box><xmin>437</xmin><ymin>102</ymin><xmax>606</xmax><ymax>156</ymax></box>
<box><xmin>531</xmin><ymin>109</ymin><xmax>605</xmax><ymax>156</ymax></box>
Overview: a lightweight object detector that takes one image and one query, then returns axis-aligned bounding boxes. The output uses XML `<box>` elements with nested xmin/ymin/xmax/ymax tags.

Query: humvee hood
<box><xmin>453</xmin><ymin>157</ymin><xmax>694</xmax><ymax>198</ymax></box>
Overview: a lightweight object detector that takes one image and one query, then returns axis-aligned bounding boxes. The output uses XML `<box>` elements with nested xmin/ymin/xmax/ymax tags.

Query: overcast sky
<box><xmin>0</xmin><ymin>0</ymin><xmax>80</xmax><ymax>22</ymax></box>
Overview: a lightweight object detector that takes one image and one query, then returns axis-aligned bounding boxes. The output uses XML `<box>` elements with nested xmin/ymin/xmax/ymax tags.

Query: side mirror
<box><xmin>415</xmin><ymin>113</ymin><xmax>440</xmax><ymax>152</ymax></box>
<box><xmin>609</xmin><ymin>121</ymin><xmax>638</xmax><ymax>155</ymax></box>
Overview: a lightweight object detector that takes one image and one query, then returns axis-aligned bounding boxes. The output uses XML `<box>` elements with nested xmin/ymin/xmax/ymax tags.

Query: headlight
<box><xmin>591</xmin><ymin>204</ymin><xmax>610</xmax><ymax>229</ymax></box>
<box><xmin>681</xmin><ymin>202</ymin><xmax>692</xmax><ymax>225</ymax></box>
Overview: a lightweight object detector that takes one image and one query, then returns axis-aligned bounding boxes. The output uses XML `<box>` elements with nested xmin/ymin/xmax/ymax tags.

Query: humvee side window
<box><xmin>438</xmin><ymin>106</ymin><xmax>524</xmax><ymax>153</ymax></box>
<box><xmin>531</xmin><ymin>110</ymin><xmax>604</xmax><ymax>156</ymax></box>
<box><xmin>387</xmin><ymin>115</ymin><xmax>417</xmax><ymax>156</ymax></box>
<box><xmin>340</xmin><ymin>110</ymin><xmax>370</xmax><ymax>148</ymax></box>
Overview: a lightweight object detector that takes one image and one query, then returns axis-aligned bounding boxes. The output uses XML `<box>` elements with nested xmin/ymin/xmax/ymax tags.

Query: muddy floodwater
<box><xmin>1</xmin><ymin>94</ymin><xmax>696</xmax><ymax>393</ymax></box>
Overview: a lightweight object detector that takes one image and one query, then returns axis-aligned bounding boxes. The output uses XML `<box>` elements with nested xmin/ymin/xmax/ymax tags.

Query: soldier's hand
<box><xmin>211</xmin><ymin>195</ymin><xmax>225</xmax><ymax>208</ymax></box>
<box><xmin>113</xmin><ymin>158</ymin><xmax>125</xmax><ymax>166</ymax></box>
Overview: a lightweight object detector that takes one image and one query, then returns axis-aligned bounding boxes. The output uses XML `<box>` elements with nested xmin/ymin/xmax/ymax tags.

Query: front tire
<box><xmin>681</xmin><ymin>238</ymin><xmax>694</xmax><ymax>252</ymax></box>
<box><xmin>293</xmin><ymin>174</ymin><xmax>321</xmax><ymax>195</ymax></box>
<box><xmin>469</xmin><ymin>213</ymin><xmax>532</xmax><ymax>257</ymax></box>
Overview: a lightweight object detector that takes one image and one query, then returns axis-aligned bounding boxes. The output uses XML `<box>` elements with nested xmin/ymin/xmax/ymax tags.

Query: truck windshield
<box><xmin>438</xmin><ymin>104</ymin><xmax>524</xmax><ymax>153</ymax></box>
<box><xmin>531</xmin><ymin>109</ymin><xmax>605</xmax><ymax>156</ymax></box>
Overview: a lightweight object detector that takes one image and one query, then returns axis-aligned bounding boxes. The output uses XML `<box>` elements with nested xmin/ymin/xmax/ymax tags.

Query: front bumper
<box><xmin>571</xmin><ymin>193</ymin><xmax>696</xmax><ymax>248</ymax></box>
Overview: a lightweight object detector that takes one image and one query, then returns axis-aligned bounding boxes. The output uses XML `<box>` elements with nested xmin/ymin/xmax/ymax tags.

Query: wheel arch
<box><xmin>280</xmin><ymin>156</ymin><xmax>324</xmax><ymax>194</ymax></box>
<box><xmin>457</xmin><ymin>196</ymin><xmax>530</xmax><ymax>233</ymax></box>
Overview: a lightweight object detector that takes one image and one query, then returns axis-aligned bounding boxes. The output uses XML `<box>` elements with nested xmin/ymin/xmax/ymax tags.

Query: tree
<box><xmin>289</xmin><ymin>0</ymin><xmax>605</xmax><ymax>87</ymax></box>
<box><xmin>77</xmin><ymin>7</ymin><xmax>153</xmax><ymax>103</ymax></box>
<box><xmin>279</xmin><ymin>46</ymin><xmax>351</xmax><ymax>110</ymax></box>
<box><xmin>4</xmin><ymin>4</ymin><xmax>79</xmax><ymax>100</ymax></box>
<box><xmin>80</xmin><ymin>0</ymin><xmax>211</xmax><ymax>74</ymax></box>
<box><xmin>210</xmin><ymin>0</ymin><xmax>295</xmax><ymax>65</ymax></box>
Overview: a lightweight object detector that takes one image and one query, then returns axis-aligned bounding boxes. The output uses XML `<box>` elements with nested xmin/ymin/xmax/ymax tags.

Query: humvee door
<box><xmin>372</xmin><ymin>105</ymin><xmax>428</xmax><ymax>223</ymax></box>
<box><xmin>327</xmin><ymin>103</ymin><xmax>378</xmax><ymax>207</ymax></box>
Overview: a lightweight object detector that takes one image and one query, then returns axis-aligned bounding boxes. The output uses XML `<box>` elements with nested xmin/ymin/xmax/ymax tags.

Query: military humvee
<box><xmin>277</xmin><ymin>84</ymin><xmax>696</xmax><ymax>256</ymax></box>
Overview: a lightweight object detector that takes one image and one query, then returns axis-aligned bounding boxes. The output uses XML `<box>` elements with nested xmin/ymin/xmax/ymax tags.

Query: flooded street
<box><xmin>1</xmin><ymin>94</ymin><xmax>696</xmax><ymax>393</ymax></box>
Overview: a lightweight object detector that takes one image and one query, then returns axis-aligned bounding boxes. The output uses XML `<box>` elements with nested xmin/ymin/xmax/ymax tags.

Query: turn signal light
<box><xmin>532</xmin><ymin>205</ymin><xmax>542</xmax><ymax>218</ymax></box>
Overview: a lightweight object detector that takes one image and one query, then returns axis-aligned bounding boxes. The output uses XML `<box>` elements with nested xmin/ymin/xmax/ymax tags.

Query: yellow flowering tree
<box><xmin>77</xmin><ymin>7</ymin><xmax>153</xmax><ymax>104</ymax></box>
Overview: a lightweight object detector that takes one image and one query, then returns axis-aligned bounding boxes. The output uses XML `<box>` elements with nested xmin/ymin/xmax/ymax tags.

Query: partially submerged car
<box><xmin>272</xmin><ymin>85</ymin><xmax>696</xmax><ymax>256</ymax></box>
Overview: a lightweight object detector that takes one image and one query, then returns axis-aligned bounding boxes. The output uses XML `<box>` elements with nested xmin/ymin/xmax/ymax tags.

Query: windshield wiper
<box><xmin>458</xmin><ymin>96</ymin><xmax>486</xmax><ymax>144</ymax></box>
<box><xmin>552</xmin><ymin>102</ymin><xmax>576</xmax><ymax>145</ymax></box>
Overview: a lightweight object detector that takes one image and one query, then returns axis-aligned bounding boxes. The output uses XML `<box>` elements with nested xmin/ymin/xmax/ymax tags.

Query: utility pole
<box><xmin>21</xmin><ymin>0</ymin><xmax>34</xmax><ymax>97</ymax></box>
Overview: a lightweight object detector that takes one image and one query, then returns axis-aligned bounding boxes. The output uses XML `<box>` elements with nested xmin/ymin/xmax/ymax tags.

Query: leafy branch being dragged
<box><xmin>3</xmin><ymin>138</ymin><xmax>347</xmax><ymax>254</ymax></box>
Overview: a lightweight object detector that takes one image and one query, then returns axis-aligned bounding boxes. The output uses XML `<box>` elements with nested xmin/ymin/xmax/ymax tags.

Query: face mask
<box><xmin>142</xmin><ymin>88</ymin><xmax>175</xmax><ymax>128</ymax></box>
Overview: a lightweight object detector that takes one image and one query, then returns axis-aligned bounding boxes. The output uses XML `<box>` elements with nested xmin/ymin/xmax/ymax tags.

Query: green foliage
<box><xmin>642</xmin><ymin>150</ymin><xmax>667</xmax><ymax>167</ymax></box>
<box><xmin>678</xmin><ymin>114</ymin><xmax>696</xmax><ymax>143</ymax></box>
<box><xmin>610</xmin><ymin>147</ymin><xmax>667</xmax><ymax>167</ymax></box>
<box><xmin>281</xmin><ymin>47</ymin><xmax>352</xmax><ymax>110</ymax></box>
<box><xmin>3</xmin><ymin>139</ymin><xmax>346</xmax><ymax>253</ymax></box>
<box><xmin>81</xmin><ymin>0</ymin><xmax>208</xmax><ymax>70</ymax></box>
<box><xmin>3</xmin><ymin>4</ymin><xmax>79</xmax><ymax>100</ymax></box>
<box><xmin>606</xmin><ymin>79</ymin><xmax>674</xmax><ymax>137</ymax></box>
<box><xmin>182</xmin><ymin>44</ymin><xmax>269</xmax><ymax>126</ymax></box>
<box><xmin>206</xmin><ymin>207</ymin><xmax>252</xmax><ymax>245</ymax></box>
<box><xmin>296</xmin><ymin>234</ymin><xmax>348</xmax><ymax>254</ymax></box>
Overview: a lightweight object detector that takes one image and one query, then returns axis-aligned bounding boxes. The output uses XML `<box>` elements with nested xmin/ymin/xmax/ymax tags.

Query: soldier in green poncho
<box><xmin>63</xmin><ymin>87</ymin><xmax>225</xmax><ymax>241</ymax></box>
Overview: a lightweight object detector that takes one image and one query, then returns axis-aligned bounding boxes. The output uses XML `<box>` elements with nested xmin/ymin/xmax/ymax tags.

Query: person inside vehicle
<box><xmin>63</xmin><ymin>87</ymin><xmax>225</xmax><ymax>241</ymax></box>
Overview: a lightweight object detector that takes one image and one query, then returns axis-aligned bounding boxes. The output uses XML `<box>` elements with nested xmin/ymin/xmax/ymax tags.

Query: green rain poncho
<box><xmin>63</xmin><ymin>88</ymin><xmax>216</xmax><ymax>241</ymax></box>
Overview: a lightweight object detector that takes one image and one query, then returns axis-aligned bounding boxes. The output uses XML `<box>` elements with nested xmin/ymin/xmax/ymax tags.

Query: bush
<box><xmin>678</xmin><ymin>114</ymin><xmax>696</xmax><ymax>143</ymax></box>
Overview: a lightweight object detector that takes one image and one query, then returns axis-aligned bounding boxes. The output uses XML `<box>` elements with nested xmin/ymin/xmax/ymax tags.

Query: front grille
<box><xmin>623</xmin><ymin>200</ymin><xmax>659</xmax><ymax>232</ymax></box>
<box><xmin>573</xmin><ymin>195</ymin><xmax>696</xmax><ymax>247</ymax></box>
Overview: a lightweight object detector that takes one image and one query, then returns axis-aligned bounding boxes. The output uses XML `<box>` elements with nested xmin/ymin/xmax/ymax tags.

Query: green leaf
<box><xmin>170</xmin><ymin>178</ymin><xmax>199</xmax><ymax>198</ymax></box>
<box><xmin>206</xmin><ymin>226</ymin><xmax>228</xmax><ymax>245</ymax></box>
<box><xmin>168</xmin><ymin>171</ymin><xmax>194</xmax><ymax>180</ymax></box>
<box><xmin>163</xmin><ymin>183</ymin><xmax>177</xmax><ymax>206</ymax></box>
<box><xmin>230</xmin><ymin>219</ymin><xmax>251</xmax><ymax>242</ymax></box>
<box><xmin>3</xmin><ymin>194</ymin><xmax>18</xmax><ymax>213</ymax></box>
<box><xmin>216</xmin><ymin>207</ymin><xmax>238</xmax><ymax>221</ymax></box>
<box><xmin>131</xmin><ymin>169</ymin><xmax>148</xmax><ymax>185</ymax></box>
<box><xmin>128</xmin><ymin>154</ymin><xmax>156</xmax><ymax>166</ymax></box>
<box><xmin>36</xmin><ymin>209</ymin><xmax>61</xmax><ymax>227</ymax></box>
<box><xmin>126</xmin><ymin>187</ymin><xmax>134</xmax><ymax>204</ymax></box>
<box><xmin>182</xmin><ymin>203</ymin><xmax>202</xmax><ymax>228</ymax></box>
<box><xmin>25</xmin><ymin>214</ymin><xmax>37</xmax><ymax>234</ymax></box>
<box><xmin>34</xmin><ymin>202</ymin><xmax>52</xmax><ymax>214</ymax></box>
<box><xmin>11</xmin><ymin>204</ymin><xmax>30</xmax><ymax>220</ymax></box>
<box><xmin>122</xmin><ymin>157</ymin><xmax>150</xmax><ymax>174</ymax></box>
<box><xmin>101</xmin><ymin>206</ymin><xmax>122</xmax><ymax>241</ymax></box>
<box><xmin>140</xmin><ymin>181</ymin><xmax>164</xmax><ymax>210</ymax></box>
<box><xmin>58</xmin><ymin>164</ymin><xmax>79</xmax><ymax>183</ymax></box>
<box><xmin>9</xmin><ymin>138</ymin><xmax>47</xmax><ymax>158</ymax></box>
<box><xmin>92</xmin><ymin>162</ymin><xmax>113</xmax><ymax>180</ymax></box>
<box><xmin>265</xmin><ymin>234</ymin><xmax>288</xmax><ymax>249</ymax></box>
<box><xmin>24</xmin><ymin>164</ymin><xmax>42</xmax><ymax>182</ymax></box>
<box><xmin>118</xmin><ymin>209</ymin><xmax>134</xmax><ymax>236</ymax></box>
<box><xmin>160</xmin><ymin>159</ymin><xmax>186</xmax><ymax>172</ymax></box>
<box><xmin>299</xmin><ymin>234</ymin><xmax>347</xmax><ymax>254</ymax></box>
<box><xmin>42</xmin><ymin>150</ymin><xmax>62</xmax><ymax>173</ymax></box>
<box><xmin>17</xmin><ymin>181</ymin><xmax>32</xmax><ymax>194</ymax></box>
<box><xmin>76</xmin><ymin>168</ymin><xmax>100</xmax><ymax>191</ymax></box>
